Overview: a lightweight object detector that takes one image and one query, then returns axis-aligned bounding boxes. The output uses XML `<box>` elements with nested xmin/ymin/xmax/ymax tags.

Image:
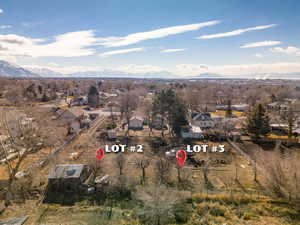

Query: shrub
<box><xmin>106</xmin><ymin>122</ymin><xmax>117</xmax><ymax>130</ymax></box>
<box><xmin>173</xmin><ymin>203</ymin><xmax>193</xmax><ymax>223</ymax></box>
<box><xmin>196</xmin><ymin>201</ymin><xmax>230</xmax><ymax>218</ymax></box>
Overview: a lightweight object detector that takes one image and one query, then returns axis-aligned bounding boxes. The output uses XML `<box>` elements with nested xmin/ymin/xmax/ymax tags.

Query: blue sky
<box><xmin>0</xmin><ymin>0</ymin><xmax>300</xmax><ymax>76</ymax></box>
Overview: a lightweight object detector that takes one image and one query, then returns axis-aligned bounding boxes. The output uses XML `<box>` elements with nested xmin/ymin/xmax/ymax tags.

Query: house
<box><xmin>128</xmin><ymin>117</ymin><xmax>144</xmax><ymax>130</ymax></box>
<box><xmin>149</xmin><ymin>119</ymin><xmax>168</xmax><ymax>130</ymax></box>
<box><xmin>107</xmin><ymin>130</ymin><xmax>117</xmax><ymax>141</ymax></box>
<box><xmin>229</xmin><ymin>131</ymin><xmax>241</xmax><ymax>142</ymax></box>
<box><xmin>47</xmin><ymin>164</ymin><xmax>90</xmax><ymax>192</ymax></box>
<box><xmin>68</xmin><ymin>121</ymin><xmax>81</xmax><ymax>135</ymax></box>
<box><xmin>270</xmin><ymin>123</ymin><xmax>288</xmax><ymax>135</ymax></box>
<box><xmin>80</xmin><ymin>118</ymin><xmax>91</xmax><ymax>129</ymax></box>
<box><xmin>181</xmin><ymin>125</ymin><xmax>204</xmax><ymax>140</ymax></box>
<box><xmin>216</xmin><ymin>104</ymin><xmax>249</xmax><ymax>112</ymax></box>
<box><xmin>192</xmin><ymin>113</ymin><xmax>215</xmax><ymax>129</ymax></box>
<box><xmin>232</xmin><ymin>104</ymin><xmax>249</xmax><ymax>112</ymax></box>
<box><xmin>198</xmin><ymin>104</ymin><xmax>216</xmax><ymax>112</ymax></box>
<box><xmin>268</xmin><ymin>102</ymin><xmax>289</xmax><ymax>112</ymax></box>
<box><xmin>59</xmin><ymin>107</ymin><xmax>84</xmax><ymax>122</ymax></box>
<box><xmin>73</xmin><ymin>96</ymin><xmax>88</xmax><ymax>106</ymax></box>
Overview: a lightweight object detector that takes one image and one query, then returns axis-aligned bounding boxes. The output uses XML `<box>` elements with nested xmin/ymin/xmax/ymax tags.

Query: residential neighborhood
<box><xmin>1</xmin><ymin>0</ymin><xmax>300</xmax><ymax>224</ymax></box>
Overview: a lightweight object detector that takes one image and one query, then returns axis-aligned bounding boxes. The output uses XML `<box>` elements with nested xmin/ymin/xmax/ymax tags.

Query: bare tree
<box><xmin>0</xmin><ymin>110</ymin><xmax>44</xmax><ymax>207</ymax></box>
<box><xmin>143</xmin><ymin>102</ymin><xmax>154</xmax><ymax>136</ymax></box>
<box><xmin>115</xmin><ymin>154</ymin><xmax>126</xmax><ymax>176</ymax></box>
<box><xmin>183</xmin><ymin>88</ymin><xmax>202</xmax><ymax>112</ymax></box>
<box><xmin>87</xmin><ymin>153</ymin><xmax>103</xmax><ymax>177</ymax></box>
<box><xmin>134</xmin><ymin>156</ymin><xmax>150</xmax><ymax>185</ymax></box>
<box><xmin>155</xmin><ymin>159</ymin><xmax>171</xmax><ymax>185</ymax></box>
<box><xmin>282</xmin><ymin>103</ymin><xmax>298</xmax><ymax>138</ymax></box>
<box><xmin>119</xmin><ymin>92</ymin><xmax>138</xmax><ymax>139</ymax></box>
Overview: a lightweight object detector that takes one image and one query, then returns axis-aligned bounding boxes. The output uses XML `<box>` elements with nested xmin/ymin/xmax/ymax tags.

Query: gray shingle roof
<box><xmin>48</xmin><ymin>164</ymin><xmax>86</xmax><ymax>179</ymax></box>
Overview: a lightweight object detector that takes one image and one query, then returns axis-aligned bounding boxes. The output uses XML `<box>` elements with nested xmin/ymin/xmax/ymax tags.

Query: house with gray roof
<box><xmin>47</xmin><ymin>164</ymin><xmax>90</xmax><ymax>192</ymax></box>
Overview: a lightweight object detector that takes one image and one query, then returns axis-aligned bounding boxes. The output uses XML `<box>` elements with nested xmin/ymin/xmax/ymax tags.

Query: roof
<box><xmin>191</xmin><ymin>125</ymin><xmax>202</xmax><ymax>133</ymax></box>
<box><xmin>192</xmin><ymin>113</ymin><xmax>212</xmax><ymax>121</ymax></box>
<box><xmin>66</xmin><ymin>107</ymin><xmax>84</xmax><ymax>118</ymax></box>
<box><xmin>48</xmin><ymin>164</ymin><xmax>86</xmax><ymax>179</ymax></box>
<box><xmin>0</xmin><ymin>216</ymin><xmax>28</xmax><ymax>225</ymax></box>
<box><xmin>130</xmin><ymin>116</ymin><xmax>143</xmax><ymax>121</ymax></box>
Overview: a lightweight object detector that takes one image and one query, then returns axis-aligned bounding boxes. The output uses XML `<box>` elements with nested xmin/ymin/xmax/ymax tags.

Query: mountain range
<box><xmin>0</xmin><ymin>60</ymin><xmax>40</xmax><ymax>78</ymax></box>
<box><xmin>0</xmin><ymin>60</ymin><xmax>299</xmax><ymax>80</ymax></box>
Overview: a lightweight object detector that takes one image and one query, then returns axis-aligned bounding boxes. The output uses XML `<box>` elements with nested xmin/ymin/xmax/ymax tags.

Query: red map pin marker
<box><xmin>176</xmin><ymin>150</ymin><xmax>187</xmax><ymax>168</ymax></box>
<box><xmin>96</xmin><ymin>148</ymin><xmax>105</xmax><ymax>161</ymax></box>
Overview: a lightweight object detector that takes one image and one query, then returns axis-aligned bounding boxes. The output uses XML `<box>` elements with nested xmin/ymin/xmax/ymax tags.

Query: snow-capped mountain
<box><xmin>66</xmin><ymin>70</ymin><xmax>175</xmax><ymax>78</ymax></box>
<box><xmin>0</xmin><ymin>60</ymin><xmax>300</xmax><ymax>79</ymax></box>
<box><xmin>24</xmin><ymin>67</ymin><xmax>64</xmax><ymax>77</ymax></box>
<box><xmin>0</xmin><ymin>60</ymin><xmax>40</xmax><ymax>77</ymax></box>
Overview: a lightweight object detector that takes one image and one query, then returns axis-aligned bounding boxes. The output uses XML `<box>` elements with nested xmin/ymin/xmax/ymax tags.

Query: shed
<box><xmin>48</xmin><ymin>164</ymin><xmax>90</xmax><ymax>192</ymax></box>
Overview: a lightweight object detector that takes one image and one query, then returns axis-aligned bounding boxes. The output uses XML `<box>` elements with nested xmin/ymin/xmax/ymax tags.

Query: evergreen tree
<box><xmin>152</xmin><ymin>88</ymin><xmax>188</xmax><ymax>137</ymax></box>
<box><xmin>41</xmin><ymin>92</ymin><xmax>49</xmax><ymax>102</ymax></box>
<box><xmin>88</xmin><ymin>85</ymin><xmax>98</xmax><ymax>95</ymax></box>
<box><xmin>87</xmin><ymin>85</ymin><xmax>99</xmax><ymax>107</ymax></box>
<box><xmin>247</xmin><ymin>103</ymin><xmax>270</xmax><ymax>140</ymax></box>
<box><xmin>225</xmin><ymin>99</ymin><xmax>232</xmax><ymax>118</ymax></box>
<box><xmin>284</xmin><ymin>104</ymin><xmax>297</xmax><ymax>138</ymax></box>
<box><xmin>270</xmin><ymin>93</ymin><xmax>276</xmax><ymax>102</ymax></box>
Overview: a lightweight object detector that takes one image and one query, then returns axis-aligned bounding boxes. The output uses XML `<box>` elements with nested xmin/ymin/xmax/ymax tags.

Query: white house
<box><xmin>192</xmin><ymin>113</ymin><xmax>215</xmax><ymax>129</ymax></box>
<box><xmin>181</xmin><ymin>125</ymin><xmax>204</xmax><ymax>140</ymax></box>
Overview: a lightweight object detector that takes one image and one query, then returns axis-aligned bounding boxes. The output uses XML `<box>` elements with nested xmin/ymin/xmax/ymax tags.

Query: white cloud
<box><xmin>240</xmin><ymin>41</ymin><xmax>281</xmax><ymax>48</ymax></box>
<box><xmin>174</xmin><ymin>62</ymin><xmax>300</xmax><ymax>76</ymax></box>
<box><xmin>0</xmin><ymin>9</ymin><xmax>3</xmax><ymax>14</ymax></box>
<box><xmin>254</xmin><ymin>53</ymin><xmax>263</xmax><ymax>58</ymax></box>
<box><xmin>0</xmin><ymin>53</ymin><xmax>17</xmax><ymax>63</ymax></box>
<box><xmin>198</xmin><ymin>24</ymin><xmax>276</xmax><ymax>39</ymax></box>
<box><xmin>99</xmin><ymin>47</ymin><xmax>145</xmax><ymax>57</ymax></box>
<box><xmin>0</xmin><ymin>30</ymin><xmax>98</xmax><ymax>57</ymax></box>
<box><xmin>97</xmin><ymin>20</ymin><xmax>220</xmax><ymax>47</ymax></box>
<box><xmin>270</xmin><ymin>46</ymin><xmax>300</xmax><ymax>56</ymax></box>
<box><xmin>160</xmin><ymin>48</ymin><xmax>186</xmax><ymax>53</ymax></box>
<box><xmin>0</xmin><ymin>25</ymin><xmax>12</xmax><ymax>29</ymax></box>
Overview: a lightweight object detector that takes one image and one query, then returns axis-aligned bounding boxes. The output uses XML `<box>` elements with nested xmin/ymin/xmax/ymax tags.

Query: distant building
<box><xmin>216</xmin><ymin>104</ymin><xmax>249</xmax><ymax>112</ymax></box>
<box><xmin>181</xmin><ymin>125</ymin><xmax>204</xmax><ymax>140</ymax></box>
<box><xmin>68</xmin><ymin>121</ymin><xmax>81</xmax><ymax>135</ymax></box>
<box><xmin>107</xmin><ymin>130</ymin><xmax>117</xmax><ymax>140</ymax></box>
<box><xmin>59</xmin><ymin>107</ymin><xmax>84</xmax><ymax>122</ymax></box>
<box><xmin>192</xmin><ymin>113</ymin><xmax>215</xmax><ymax>129</ymax></box>
<box><xmin>128</xmin><ymin>117</ymin><xmax>144</xmax><ymax>130</ymax></box>
<box><xmin>232</xmin><ymin>104</ymin><xmax>249</xmax><ymax>112</ymax></box>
